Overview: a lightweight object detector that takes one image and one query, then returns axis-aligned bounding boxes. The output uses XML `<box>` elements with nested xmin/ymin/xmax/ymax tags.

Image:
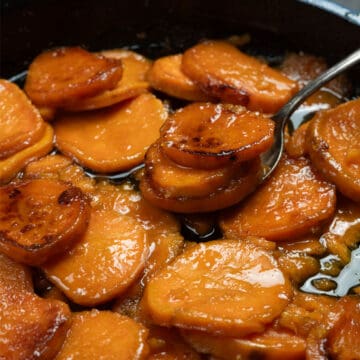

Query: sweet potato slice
<box><xmin>24</xmin><ymin>47</ymin><xmax>123</xmax><ymax>107</ymax></box>
<box><xmin>43</xmin><ymin>208</ymin><xmax>148</xmax><ymax>306</ymax></box>
<box><xmin>306</xmin><ymin>98</ymin><xmax>360</xmax><ymax>201</ymax></box>
<box><xmin>140</xmin><ymin>158</ymin><xmax>261</xmax><ymax>213</ymax></box>
<box><xmin>220</xmin><ymin>156</ymin><xmax>336</xmax><ymax>241</ymax></box>
<box><xmin>141</xmin><ymin>239</ymin><xmax>292</xmax><ymax>337</ymax></box>
<box><xmin>147</xmin><ymin>326</ymin><xmax>201</xmax><ymax>359</ymax></box>
<box><xmin>160</xmin><ymin>103</ymin><xmax>274</xmax><ymax>169</ymax></box>
<box><xmin>181</xmin><ymin>41</ymin><xmax>298</xmax><ymax>113</ymax></box>
<box><xmin>0</xmin><ymin>123</ymin><xmax>54</xmax><ymax>184</ymax></box>
<box><xmin>148</xmin><ymin>54</ymin><xmax>210</xmax><ymax>101</ymax></box>
<box><xmin>66</xmin><ymin>49</ymin><xmax>151</xmax><ymax>111</ymax></box>
<box><xmin>285</xmin><ymin>121</ymin><xmax>310</xmax><ymax>158</ymax></box>
<box><xmin>0</xmin><ymin>253</ymin><xmax>71</xmax><ymax>360</ymax></box>
<box><xmin>54</xmin><ymin>93</ymin><xmax>168</xmax><ymax>173</ymax></box>
<box><xmin>0</xmin><ymin>178</ymin><xmax>90</xmax><ymax>265</ymax></box>
<box><xmin>181</xmin><ymin>328</ymin><xmax>306</xmax><ymax>360</ymax></box>
<box><xmin>55</xmin><ymin>310</ymin><xmax>149</xmax><ymax>360</ymax></box>
<box><xmin>0</xmin><ymin>79</ymin><xmax>45</xmax><ymax>159</ymax></box>
<box><xmin>145</xmin><ymin>141</ymin><xmax>243</xmax><ymax>198</ymax></box>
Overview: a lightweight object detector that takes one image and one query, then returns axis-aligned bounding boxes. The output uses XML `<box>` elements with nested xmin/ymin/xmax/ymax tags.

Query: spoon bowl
<box><xmin>261</xmin><ymin>47</ymin><xmax>360</xmax><ymax>181</ymax></box>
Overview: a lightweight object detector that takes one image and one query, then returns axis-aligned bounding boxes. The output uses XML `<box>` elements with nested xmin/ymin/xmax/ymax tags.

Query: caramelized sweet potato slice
<box><xmin>285</xmin><ymin>121</ymin><xmax>310</xmax><ymax>158</ymax></box>
<box><xmin>160</xmin><ymin>103</ymin><xmax>274</xmax><ymax>169</ymax></box>
<box><xmin>43</xmin><ymin>208</ymin><xmax>148</xmax><ymax>306</ymax></box>
<box><xmin>141</xmin><ymin>239</ymin><xmax>292</xmax><ymax>337</ymax></box>
<box><xmin>0</xmin><ymin>253</ymin><xmax>71</xmax><ymax>360</ymax></box>
<box><xmin>220</xmin><ymin>156</ymin><xmax>336</xmax><ymax>241</ymax></box>
<box><xmin>54</xmin><ymin>93</ymin><xmax>167</xmax><ymax>173</ymax></box>
<box><xmin>55</xmin><ymin>310</ymin><xmax>149</xmax><ymax>360</ymax></box>
<box><xmin>0</xmin><ymin>123</ymin><xmax>54</xmax><ymax>184</ymax></box>
<box><xmin>182</xmin><ymin>41</ymin><xmax>298</xmax><ymax>113</ymax></box>
<box><xmin>0</xmin><ymin>79</ymin><xmax>45</xmax><ymax>159</ymax></box>
<box><xmin>0</xmin><ymin>178</ymin><xmax>90</xmax><ymax>265</ymax></box>
<box><xmin>306</xmin><ymin>98</ymin><xmax>360</xmax><ymax>201</ymax></box>
<box><xmin>182</xmin><ymin>328</ymin><xmax>306</xmax><ymax>360</ymax></box>
<box><xmin>66</xmin><ymin>49</ymin><xmax>151</xmax><ymax>111</ymax></box>
<box><xmin>24</xmin><ymin>47</ymin><xmax>123</xmax><ymax>107</ymax></box>
<box><xmin>148</xmin><ymin>54</ymin><xmax>210</xmax><ymax>101</ymax></box>
<box><xmin>147</xmin><ymin>326</ymin><xmax>201</xmax><ymax>359</ymax></box>
<box><xmin>145</xmin><ymin>141</ymin><xmax>243</xmax><ymax>198</ymax></box>
<box><xmin>140</xmin><ymin>158</ymin><xmax>261</xmax><ymax>213</ymax></box>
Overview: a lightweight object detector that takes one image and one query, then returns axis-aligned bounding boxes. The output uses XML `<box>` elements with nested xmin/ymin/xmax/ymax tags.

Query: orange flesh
<box><xmin>285</xmin><ymin>121</ymin><xmax>310</xmax><ymax>158</ymax></box>
<box><xmin>0</xmin><ymin>123</ymin><xmax>54</xmax><ymax>184</ymax></box>
<box><xmin>0</xmin><ymin>179</ymin><xmax>90</xmax><ymax>265</ymax></box>
<box><xmin>0</xmin><ymin>80</ymin><xmax>45</xmax><ymax>159</ymax></box>
<box><xmin>182</xmin><ymin>41</ymin><xmax>298</xmax><ymax>113</ymax></box>
<box><xmin>54</xmin><ymin>93</ymin><xmax>167</xmax><ymax>173</ymax></box>
<box><xmin>43</xmin><ymin>208</ymin><xmax>148</xmax><ymax>306</ymax></box>
<box><xmin>306</xmin><ymin>98</ymin><xmax>360</xmax><ymax>201</ymax></box>
<box><xmin>145</xmin><ymin>141</ymin><xmax>243</xmax><ymax>198</ymax></box>
<box><xmin>0</xmin><ymin>254</ymin><xmax>71</xmax><ymax>360</ymax></box>
<box><xmin>160</xmin><ymin>102</ymin><xmax>274</xmax><ymax>169</ymax></box>
<box><xmin>24</xmin><ymin>47</ymin><xmax>123</xmax><ymax>107</ymax></box>
<box><xmin>220</xmin><ymin>156</ymin><xmax>336</xmax><ymax>241</ymax></box>
<box><xmin>66</xmin><ymin>49</ymin><xmax>151</xmax><ymax>111</ymax></box>
<box><xmin>142</xmin><ymin>239</ymin><xmax>292</xmax><ymax>337</ymax></box>
<box><xmin>140</xmin><ymin>158</ymin><xmax>261</xmax><ymax>213</ymax></box>
<box><xmin>147</xmin><ymin>54</ymin><xmax>210</xmax><ymax>101</ymax></box>
<box><xmin>55</xmin><ymin>310</ymin><xmax>149</xmax><ymax>360</ymax></box>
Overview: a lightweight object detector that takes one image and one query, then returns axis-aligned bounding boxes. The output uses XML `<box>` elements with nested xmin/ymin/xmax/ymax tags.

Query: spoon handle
<box><xmin>273</xmin><ymin>47</ymin><xmax>360</xmax><ymax>124</ymax></box>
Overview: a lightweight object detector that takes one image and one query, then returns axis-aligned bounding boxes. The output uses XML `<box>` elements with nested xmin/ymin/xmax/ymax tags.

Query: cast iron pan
<box><xmin>1</xmin><ymin>0</ymin><xmax>360</xmax><ymax>296</ymax></box>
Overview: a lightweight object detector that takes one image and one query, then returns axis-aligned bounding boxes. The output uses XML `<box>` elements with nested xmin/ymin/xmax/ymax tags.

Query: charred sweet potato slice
<box><xmin>140</xmin><ymin>158</ymin><xmax>261</xmax><ymax>213</ymax></box>
<box><xmin>182</xmin><ymin>41</ymin><xmax>298</xmax><ymax>113</ymax></box>
<box><xmin>182</xmin><ymin>328</ymin><xmax>306</xmax><ymax>360</ymax></box>
<box><xmin>55</xmin><ymin>310</ymin><xmax>149</xmax><ymax>360</ymax></box>
<box><xmin>0</xmin><ymin>253</ymin><xmax>71</xmax><ymax>360</ymax></box>
<box><xmin>0</xmin><ymin>123</ymin><xmax>54</xmax><ymax>184</ymax></box>
<box><xmin>0</xmin><ymin>178</ymin><xmax>90</xmax><ymax>265</ymax></box>
<box><xmin>66</xmin><ymin>49</ymin><xmax>151</xmax><ymax>111</ymax></box>
<box><xmin>306</xmin><ymin>98</ymin><xmax>360</xmax><ymax>201</ymax></box>
<box><xmin>141</xmin><ymin>239</ymin><xmax>292</xmax><ymax>337</ymax></box>
<box><xmin>54</xmin><ymin>93</ymin><xmax>167</xmax><ymax>173</ymax></box>
<box><xmin>24</xmin><ymin>47</ymin><xmax>123</xmax><ymax>107</ymax></box>
<box><xmin>160</xmin><ymin>103</ymin><xmax>274</xmax><ymax>169</ymax></box>
<box><xmin>43</xmin><ymin>208</ymin><xmax>148</xmax><ymax>306</ymax></box>
<box><xmin>145</xmin><ymin>141</ymin><xmax>243</xmax><ymax>198</ymax></box>
<box><xmin>220</xmin><ymin>156</ymin><xmax>336</xmax><ymax>241</ymax></box>
<box><xmin>0</xmin><ymin>79</ymin><xmax>45</xmax><ymax>159</ymax></box>
<box><xmin>148</xmin><ymin>54</ymin><xmax>210</xmax><ymax>101</ymax></box>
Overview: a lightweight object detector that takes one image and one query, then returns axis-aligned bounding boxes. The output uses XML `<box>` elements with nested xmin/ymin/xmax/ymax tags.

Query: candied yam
<box><xmin>160</xmin><ymin>103</ymin><xmax>274</xmax><ymax>169</ymax></box>
<box><xmin>140</xmin><ymin>158</ymin><xmax>261</xmax><ymax>213</ymax></box>
<box><xmin>141</xmin><ymin>239</ymin><xmax>292</xmax><ymax>337</ymax></box>
<box><xmin>220</xmin><ymin>156</ymin><xmax>336</xmax><ymax>241</ymax></box>
<box><xmin>182</xmin><ymin>41</ymin><xmax>298</xmax><ymax>113</ymax></box>
<box><xmin>0</xmin><ymin>79</ymin><xmax>45</xmax><ymax>159</ymax></box>
<box><xmin>285</xmin><ymin>121</ymin><xmax>310</xmax><ymax>158</ymax></box>
<box><xmin>327</xmin><ymin>297</ymin><xmax>360</xmax><ymax>360</ymax></box>
<box><xmin>0</xmin><ymin>123</ymin><xmax>54</xmax><ymax>184</ymax></box>
<box><xmin>55</xmin><ymin>310</ymin><xmax>149</xmax><ymax>360</ymax></box>
<box><xmin>148</xmin><ymin>54</ymin><xmax>210</xmax><ymax>101</ymax></box>
<box><xmin>24</xmin><ymin>47</ymin><xmax>123</xmax><ymax>107</ymax></box>
<box><xmin>306</xmin><ymin>98</ymin><xmax>360</xmax><ymax>201</ymax></box>
<box><xmin>146</xmin><ymin>141</ymin><xmax>242</xmax><ymax>198</ymax></box>
<box><xmin>54</xmin><ymin>93</ymin><xmax>167</xmax><ymax>173</ymax></box>
<box><xmin>277</xmin><ymin>237</ymin><xmax>326</xmax><ymax>257</ymax></box>
<box><xmin>147</xmin><ymin>326</ymin><xmax>201</xmax><ymax>359</ymax></box>
<box><xmin>0</xmin><ymin>254</ymin><xmax>71</xmax><ymax>360</ymax></box>
<box><xmin>43</xmin><ymin>208</ymin><xmax>148</xmax><ymax>306</ymax></box>
<box><xmin>37</xmin><ymin>106</ymin><xmax>57</xmax><ymax>121</ymax></box>
<box><xmin>182</xmin><ymin>328</ymin><xmax>306</xmax><ymax>360</ymax></box>
<box><xmin>0</xmin><ymin>179</ymin><xmax>90</xmax><ymax>265</ymax></box>
<box><xmin>66</xmin><ymin>49</ymin><xmax>151</xmax><ymax>111</ymax></box>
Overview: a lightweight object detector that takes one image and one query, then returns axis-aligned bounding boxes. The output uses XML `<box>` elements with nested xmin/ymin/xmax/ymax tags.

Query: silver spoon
<box><xmin>261</xmin><ymin>47</ymin><xmax>360</xmax><ymax>181</ymax></box>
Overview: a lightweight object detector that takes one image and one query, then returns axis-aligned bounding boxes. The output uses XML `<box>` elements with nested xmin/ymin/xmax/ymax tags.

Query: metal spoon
<box><xmin>261</xmin><ymin>47</ymin><xmax>360</xmax><ymax>181</ymax></box>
